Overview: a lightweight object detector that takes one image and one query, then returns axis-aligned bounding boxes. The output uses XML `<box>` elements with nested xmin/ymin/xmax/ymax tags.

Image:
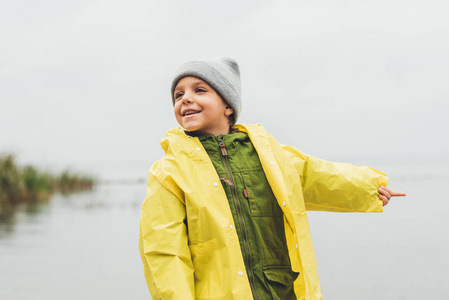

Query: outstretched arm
<box><xmin>378</xmin><ymin>186</ymin><xmax>406</xmax><ymax>206</ymax></box>
<box><xmin>283</xmin><ymin>144</ymin><xmax>390</xmax><ymax>212</ymax></box>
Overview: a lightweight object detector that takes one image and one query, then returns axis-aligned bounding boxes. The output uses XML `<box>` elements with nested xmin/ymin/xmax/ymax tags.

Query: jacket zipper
<box><xmin>219</xmin><ymin>139</ymin><xmax>259</xmax><ymax>300</ymax></box>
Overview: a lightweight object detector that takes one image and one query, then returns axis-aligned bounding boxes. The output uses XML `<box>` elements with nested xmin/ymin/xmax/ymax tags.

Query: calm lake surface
<box><xmin>1</xmin><ymin>158</ymin><xmax>448</xmax><ymax>299</ymax></box>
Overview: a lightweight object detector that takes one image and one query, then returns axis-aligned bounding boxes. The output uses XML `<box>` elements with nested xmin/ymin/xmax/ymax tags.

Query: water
<box><xmin>0</xmin><ymin>182</ymin><xmax>149</xmax><ymax>300</ymax></box>
<box><xmin>309</xmin><ymin>157</ymin><xmax>449</xmax><ymax>299</ymax></box>
<box><xmin>1</xmin><ymin>158</ymin><xmax>449</xmax><ymax>299</ymax></box>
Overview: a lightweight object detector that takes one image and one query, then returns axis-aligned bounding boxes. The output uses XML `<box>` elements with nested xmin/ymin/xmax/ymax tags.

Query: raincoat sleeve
<box><xmin>139</xmin><ymin>171</ymin><xmax>195</xmax><ymax>299</ymax></box>
<box><xmin>283</xmin><ymin>145</ymin><xmax>388</xmax><ymax>212</ymax></box>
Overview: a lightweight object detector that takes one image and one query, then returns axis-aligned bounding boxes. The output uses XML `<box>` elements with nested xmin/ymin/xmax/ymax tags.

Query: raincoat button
<box><xmin>238</xmin><ymin>271</ymin><xmax>243</xmax><ymax>276</ymax></box>
<box><xmin>296</xmin><ymin>244</ymin><xmax>298</xmax><ymax>249</ymax></box>
<box><xmin>230</xmin><ymin>225</ymin><xmax>233</xmax><ymax>229</ymax></box>
<box><xmin>213</xmin><ymin>182</ymin><xmax>218</xmax><ymax>187</ymax></box>
<box><xmin>271</xmin><ymin>161</ymin><xmax>275</xmax><ymax>166</ymax></box>
<box><xmin>196</xmin><ymin>147</ymin><xmax>201</xmax><ymax>151</ymax></box>
<box><xmin>282</xmin><ymin>201</ymin><xmax>286</xmax><ymax>206</ymax></box>
<box><xmin>259</xmin><ymin>133</ymin><xmax>264</xmax><ymax>136</ymax></box>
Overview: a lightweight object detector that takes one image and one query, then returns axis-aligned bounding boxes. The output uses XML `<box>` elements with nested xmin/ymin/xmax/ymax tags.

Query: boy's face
<box><xmin>173</xmin><ymin>76</ymin><xmax>234</xmax><ymax>136</ymax></box>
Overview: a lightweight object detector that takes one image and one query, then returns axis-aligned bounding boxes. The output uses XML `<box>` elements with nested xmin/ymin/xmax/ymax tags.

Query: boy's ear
<box><xmin>225</xmin><ymin>105</ymin><xmax>234</xmax><ymax>116</ymax></box>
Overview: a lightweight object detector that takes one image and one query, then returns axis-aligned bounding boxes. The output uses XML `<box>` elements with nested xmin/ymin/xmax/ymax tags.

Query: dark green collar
<box><xmin>198</xmin><ymin>131</ymin><xmax>250</xmax><ymax>151</ymax></box>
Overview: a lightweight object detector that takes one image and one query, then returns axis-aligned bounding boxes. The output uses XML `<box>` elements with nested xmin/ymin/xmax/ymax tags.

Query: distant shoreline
<box><xmin>0</xmin><ymin>153</ymin><xmax>96</xmax><ymax>217</ymax></box>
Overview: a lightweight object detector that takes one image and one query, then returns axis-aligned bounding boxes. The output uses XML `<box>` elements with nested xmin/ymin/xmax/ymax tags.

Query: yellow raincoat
<box><xmin>139</xmin><ymin>124</ymin><xmax>388</xmax><ymax>300</ymax></box>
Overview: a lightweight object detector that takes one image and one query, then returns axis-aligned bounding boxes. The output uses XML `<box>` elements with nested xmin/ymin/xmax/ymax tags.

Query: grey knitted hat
<box><xmin>171</xmin><ymin>57</ymin><xmax>242</xmax><ymax>123</ymax></box>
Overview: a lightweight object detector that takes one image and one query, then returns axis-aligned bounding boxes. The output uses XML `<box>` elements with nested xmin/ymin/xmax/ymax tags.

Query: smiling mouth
<box><xmin>183</xmin><ymin>110</ymin><xmax>202</xmax><ymax>116</ymax></box>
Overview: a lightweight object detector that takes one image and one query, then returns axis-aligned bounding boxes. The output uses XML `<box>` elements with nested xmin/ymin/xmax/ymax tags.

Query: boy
<box><xmin>139</xmin><ymin>57</ymin><xmax>405</xmax><ymax>300</ymax></box>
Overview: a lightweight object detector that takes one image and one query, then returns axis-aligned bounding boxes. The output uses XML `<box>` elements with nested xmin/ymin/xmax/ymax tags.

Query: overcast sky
<box><xmin>1</xmin><ymin>0</ymin><xmax>448</xmax><ymax>175</ymax></box>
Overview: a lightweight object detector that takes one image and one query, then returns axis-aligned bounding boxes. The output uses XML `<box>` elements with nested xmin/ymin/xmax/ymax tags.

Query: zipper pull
<box><xmin>219</xmin><ymin>139</ymin><xmax>228</xmax><ymax>156</ymax></box>
<box><xmin>243</xmin><ymin>188</ymin><xmax>248</xmax><ymax>199</ymax></box>
<box><xmin>220</xmin><ymin>177</ymin><xmax>234</xmax><ymax>186</ymax></box>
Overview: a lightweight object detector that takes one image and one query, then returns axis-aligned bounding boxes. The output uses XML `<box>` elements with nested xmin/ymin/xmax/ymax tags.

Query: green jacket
<box><xmin>199</xmin><ymin>131</ymin><xmax>298</xmax><ymax>299</ymax></box>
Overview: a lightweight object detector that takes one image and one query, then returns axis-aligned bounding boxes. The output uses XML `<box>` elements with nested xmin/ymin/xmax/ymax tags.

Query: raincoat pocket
<box><xmin>189</xmin><ymin>238</ymin><xmax>219</xmax><ymax>265</ymax></box>
<box><xmin>189</xmin><ymin>239</ymin><xmax>223</xmax><ymax>298</ymax></box>
<box><xmin>242</xmin><ymin>173</ymin><xmax>283</xmax><ymax>217</ymax></box>
<box><xmin>263</xmin><ymin>265</ymin><xmax>299</xmax><ymax>300</ymax></box>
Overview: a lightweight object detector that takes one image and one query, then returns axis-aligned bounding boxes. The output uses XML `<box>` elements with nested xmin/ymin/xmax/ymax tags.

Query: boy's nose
<box><xmin>182</xmin><ymin>92</ymin><xmax>194</xmax><ymax>103</ymax></box>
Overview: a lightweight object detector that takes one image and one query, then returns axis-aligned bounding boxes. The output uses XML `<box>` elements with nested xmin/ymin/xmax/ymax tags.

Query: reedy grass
<box><xmin>0</xmin><ymin>153</ymin><xmax>95</xmax><ymax>216</ymax></box>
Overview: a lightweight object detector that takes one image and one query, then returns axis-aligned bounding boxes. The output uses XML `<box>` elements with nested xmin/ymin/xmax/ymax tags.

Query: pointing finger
<box><xmin>391</xmin><ymin>191</ymin><xmax>407</xmax><ymax>197</ymax></box>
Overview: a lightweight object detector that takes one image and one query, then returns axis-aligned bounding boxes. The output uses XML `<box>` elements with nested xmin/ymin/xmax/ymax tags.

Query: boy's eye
<box><xmin>196</xmin><ymin>88</ymin><xmax>206</xmax><ymax>93</ymax></box>
<box><xmin>175</xmin><ymin>92</ymin><xmax>184</xmax><ymax>100</ymax></box>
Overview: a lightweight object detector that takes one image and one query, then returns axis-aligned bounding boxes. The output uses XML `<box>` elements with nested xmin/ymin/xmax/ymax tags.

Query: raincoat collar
<box><xmin>159</xmin><ymin>124</ymin><xmax>264</xmax><ymax>154</ymax></box>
